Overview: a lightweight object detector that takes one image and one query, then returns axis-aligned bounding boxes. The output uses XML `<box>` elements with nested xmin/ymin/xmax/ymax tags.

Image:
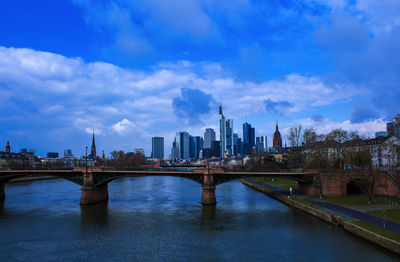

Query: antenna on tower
<box><xmin>245</xmin><ymin>114</ymin><xmax>248</xmax><ymax>123</ymax></box>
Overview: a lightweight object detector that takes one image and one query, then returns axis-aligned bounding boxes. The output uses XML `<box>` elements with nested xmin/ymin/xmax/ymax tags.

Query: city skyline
<box><xmin>1</xmin><ymin>1</ymin><xmax>399</xmax><ymax>156</ymax></box>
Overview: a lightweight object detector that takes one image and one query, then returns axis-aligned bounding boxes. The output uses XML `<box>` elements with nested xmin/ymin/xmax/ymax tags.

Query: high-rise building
<box><xmin>174</xmin><ymin>131</ymin><xmax>190</xmax><ymax>160</ymax></box>
<box><xmin>189</xmin><ymin>136</ymin><xmax>203</xmax><ymax>159</ymax></box>
<box><xmin>273</xmin><ymin>121</ymin><xmax>283</xmax><ymax>149</ymax></box>
<box><xmin>211</xmin><ymin>140</ymin><xmax>221</xmax><ymax>157</ymax></box>
<box><xmin>237</xmin><ymin>138</ymin><xmax>243</xmax><ymax>155</ymax></box>
<box><xmin>255</xmin><ymin>137</ymin><xmax>264</xmax><ymax>154</ymax></box>
<box><xmin>233</xmin><ymin>133</ymin><xmax>239</xmax><ymax>156</ymax></box>
<box><xmin>219</xmin><ymin>106</ymin><xmax>234</xmax><ymax>157</ymax></box>
<box><xmin>243</xmin><ymin>122</ymin><xmax>255</xmax><ymax>155</ymax></box>
<box><xmin>151</xmin><ymin>137</ymin><xmax>164</xmax><ymax>159</ymax></box>
<box><xmin>204</xmin><ymin>128</ymin><xmax>216</xmax><ymax>149</ymax></box>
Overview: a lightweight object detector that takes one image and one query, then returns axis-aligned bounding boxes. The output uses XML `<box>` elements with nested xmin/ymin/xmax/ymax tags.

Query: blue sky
<box><xmin>0</xmin><ymin>0</ymin><xmax>399</xmax><ymax>157</ymax></box>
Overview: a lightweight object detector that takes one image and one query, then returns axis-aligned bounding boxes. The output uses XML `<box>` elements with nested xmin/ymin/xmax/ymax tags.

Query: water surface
<box><xmin>0</xmin><ymin>177</ymin><xmax>398</xmax><ymax>261</ymax></box>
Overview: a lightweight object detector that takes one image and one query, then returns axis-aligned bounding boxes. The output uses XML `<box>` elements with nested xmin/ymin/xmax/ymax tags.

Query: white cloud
<box><xmin>112</xmin><ymin>119</ymin><xmax>137</xmax><ymax>135</ymax></box>
<box><xmin>283</xmin><ymin>117</ymin><xmax>386</xmax><ymax>139</ymax></box>
<box><xmin>0</xmin><ymin>46</ymin><xmax>365</xmax><ymax>154</ymax></box>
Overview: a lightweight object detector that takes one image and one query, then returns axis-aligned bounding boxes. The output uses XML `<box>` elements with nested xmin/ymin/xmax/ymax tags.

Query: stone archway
<box><xmin>346</xmin><ymin>180</ymin><xmax>363</xmax><ymax>195</ymax></box>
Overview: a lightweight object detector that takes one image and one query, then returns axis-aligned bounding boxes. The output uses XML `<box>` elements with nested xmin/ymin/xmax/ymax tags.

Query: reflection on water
<box><xmin>80</xmin><ymin>202</ymin><xmax>109</xmax><ymax>227</ymax></box>
<box><xmin>0</xmin><ymin>200</ymin><xmax>4</xmax><ymax>216</ymax></box>
<box><xmin>0</xmin><ymin>177</ymin><xmax>398</xmax><ymax>261</ymax></box>
<box><xmin>201</xmin><ymin>205</ymin><xmax>216</xmax><ymax>221</ymax></box>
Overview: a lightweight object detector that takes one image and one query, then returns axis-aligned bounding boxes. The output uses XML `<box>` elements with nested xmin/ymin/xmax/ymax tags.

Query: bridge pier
<box><xmin>80</xmin><ymin>171</ymin><xmax>109</xmax><ymax>205</ymax></box>
<box><xmin>0</xmin><ymin>184</ymin><xmax>4</xmax><ymax>200</ymax></box>
<box><xmin>80</xmin><ymin>185</ymin><xmax>109</xmax><ymax>205</ymax></box>
<box><xmin>201</xmin><ymin>170</ymin><xmax>216</xmax><ymax>205</ymax></box>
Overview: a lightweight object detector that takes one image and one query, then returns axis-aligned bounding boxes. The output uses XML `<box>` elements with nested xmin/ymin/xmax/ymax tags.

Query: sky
<box><xmin>0</xmin><ymin>0</ymin><xmax>399</xmax><ymax>157</ymax></box>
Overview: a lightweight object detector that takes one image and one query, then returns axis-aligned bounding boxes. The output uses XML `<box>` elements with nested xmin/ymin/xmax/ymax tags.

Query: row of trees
<box><xmin>105</xmin><ymin>151</ymin><xmax>146</xmax><ymax>170</ymax></box>
<box><xmin>286</xmin><ymin>126</ymin><xmax>373</xmax><ymax>170</ymax></box>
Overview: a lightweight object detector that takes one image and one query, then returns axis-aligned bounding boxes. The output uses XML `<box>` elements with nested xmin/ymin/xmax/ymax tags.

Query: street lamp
<box><xmin>85</xmin><ymin>146</ymin><xmax>88</xmax><ymax>177</ymax></box>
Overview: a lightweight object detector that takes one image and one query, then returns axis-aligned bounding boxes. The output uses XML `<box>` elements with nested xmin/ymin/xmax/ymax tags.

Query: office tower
<box><xmin>219</xmin><ymin>106</ymin><xmax>234</xmax><ymax>157</ymax></box>
<box><xmin>261</xmin><ymin>136</ymin><xmax>268</xmax><ymax>152</ymax></box>
<box><xmin>204</xmin><ymin>128</ymin><xmax>216</xmax><ymax>149</ymax></box>
<box><xmin>171</xmin><ymin>139</ymin><xmax>179</xmax><ymax>160</ymax></box>
<box><xmin>151</xmin><ymin>137</ymin><xmax>164</xmax><ymax>159</ymax></box>
<box><xmin>238</xmin><ymin>138</ymin><xmax>243</xmax><ymax>155</ymax></box>
<box><xmin>174</xmin><ymin>131</ymin><xmax>190</xmax><ymax>160</ymax></box>
<box><xmin>233</xmin><ymin>133</ymin><xmax>238</xmax><ymax>156</ymax></box>
<box><xmin>211</xmin><ymin>141</ymin><xmax>221</xmax><ymax>157</ymax></box>
<box><xmin>243</xmin><ymin>122</ymin><xmax>255</xmax><ymax>155</ymax></box>
<box><xmin>219</xmin><ymin>106</ymin><xmax>226</xmax><ymax>157</ymax></box>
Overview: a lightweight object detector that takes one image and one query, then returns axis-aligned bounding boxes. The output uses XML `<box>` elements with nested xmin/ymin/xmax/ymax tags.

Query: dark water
<box><xmin>0</xmin><ymin>177</ymin><xmax>398</xmax><ymax>261</ymax></box>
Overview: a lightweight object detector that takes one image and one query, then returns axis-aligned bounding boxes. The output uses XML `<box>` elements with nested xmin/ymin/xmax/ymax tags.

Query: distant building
<box><xmin>64</xmin><ymin>149</ymin><xmax>73</xmax><ymax>158</ymax></box>
<box><xmin>134</xmin><ymin>148</ymin><xmax>145</xmax><ymax>156</ymax></box>
<box><xmin>255</xmin><ymin>137</ymin><xmax>264</xmax><ymax>154</ymax></box>
<box><xmin>204</xmin><ymin>128</ymin><xmax>216</xmax><ymax>149</ymax></box>
<box><xmin>243</xmin><ymin>122</ymin><xmax>255</xmax><ymax>156</ymax></box>
<box><xmin>189</xmin><ymin>136</ymin><xmax>203</xmax><ymax>159</ymax></box>
<box><xmin>219</xmin><ymin>106</ymin><xmax>234</xmax><ymax>157</ymax></box>
<box><xmin>64</xmin><ymin>149</ymin><xmax>74</xmax><ymax>168</ymax></box>
<box><xmin>237</xmin><ymin>138</ymin><xmax>243</xmax><ymax>155</ymax></box>
<box><xmin>202</xmin><ymin>148</ymin><xmax>212</xmax><ymax>159</ymax></box>
<box><xmin>47</xmin><ymin>152</ymin><xmax>59</xmax><ymax>158</ymax></box>
<box><xmin>5</xmin><ymin>141</ymin><xmax>10</xmax><ymax>153</ymax></box>
<box><xmin>151</xmin><ymin>137</ymin><xmax>164</xmax><ymax>159</ymax></box>
<box><xmin>90</xmin><ymin>131</ymin><xmax>97</xmax><ymax>158</ymax></box>
<box><xmin>375</xmin><ymin>131</ymin><xmax>387</xmax><ymax>138</ymax></box>
<box><xmin>173</xmin><ymin>131</ymin><xmax>190</xmax><ymax>160</ymax></box>
<box><xmin>273</xmin><ymin>121</ymin><xmax>282</xmax><ymax>149</ymax></box>
<box><xmin>387</xmin><ymin>116</ymin><xmax>400</xmax><ymax>138</ymax></box>
<box><xmin>211</xmin><ymin>140</ymin><xmax>221</xmax><ymax>157</ymax></box>
<box><xmin>233</xmin><ymin>133</ymin><xmax>239</xmax><ymax>156</ymax></box>
<box><xmin>261</xmin><ymin>135</ymin><xmax>268</xmax><ymax>152</ymax></box>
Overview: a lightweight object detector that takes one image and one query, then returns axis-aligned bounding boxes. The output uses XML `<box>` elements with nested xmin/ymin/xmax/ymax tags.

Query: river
<box><xmin>0</xmin><ymin>177</ymin><xmax>398</xmax><ymax>261</ymax></box>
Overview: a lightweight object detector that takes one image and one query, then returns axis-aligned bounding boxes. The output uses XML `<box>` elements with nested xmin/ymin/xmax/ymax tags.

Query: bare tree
<box><xmin>288</xmin><ymin>125</ymin><xmax>302</xmax><ymax>147</ymax></box>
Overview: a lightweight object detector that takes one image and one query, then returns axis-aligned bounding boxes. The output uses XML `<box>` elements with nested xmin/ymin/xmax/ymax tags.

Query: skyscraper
<box><xmin>204</xmin><ymin>128</ymin><xmax>216</xmax><ymax>149</ymax></box>
<box><xmin>151</xmin><ymin>137</ymin><xmax>164</xmax><ymax>159</ymax></box>
<box><xmin>242</xmin><ymin>122</ymin><xmax>255</xmax><ymax>155</ymax></box>
<box><xmin>233</xmin><ymin>133</ymin><xmax>238</xmax><ymax>156</ymax></box>
<box><xmin>261</xmin><ymin>135</ymin><xmax>268</xmax><ymax>152</ymax></box>
<box><xmin>174</xmin><ymin>131</ymin><xmax>190</xmax><ymax>160</ymax></box>
<box><xmin>219</xmin><ymin>106</ymin><xmax>234</xmax><ymax>157</ymax></box>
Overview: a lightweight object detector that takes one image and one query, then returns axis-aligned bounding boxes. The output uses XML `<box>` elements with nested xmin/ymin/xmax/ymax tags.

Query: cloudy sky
<box><xmin>0</xmin><ymin>0</ymin><xmax>399</xmax><ymax>157</ymax></box>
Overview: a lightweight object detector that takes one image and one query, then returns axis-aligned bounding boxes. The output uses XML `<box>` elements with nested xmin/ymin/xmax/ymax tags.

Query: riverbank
<box><xmin>241</xmin><ymin>178</ymin><xmax>400</xmax><ymax>255</ymax></box>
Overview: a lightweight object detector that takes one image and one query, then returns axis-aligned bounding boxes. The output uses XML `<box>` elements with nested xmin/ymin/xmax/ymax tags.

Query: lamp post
<box><xmin>85</xmin><ymin>146</ymin><xmax>88</xmax><ymax>177</ymax></box>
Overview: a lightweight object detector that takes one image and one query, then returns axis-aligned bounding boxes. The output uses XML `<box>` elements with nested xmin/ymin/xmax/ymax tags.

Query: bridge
<box><xmin>0</xmin><ymin>168</ymin><xmax>317</xmax><ymax>205</ymax></box>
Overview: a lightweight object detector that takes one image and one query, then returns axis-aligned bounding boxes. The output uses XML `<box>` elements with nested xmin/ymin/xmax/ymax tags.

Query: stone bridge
<box><xmin>0</xmin><ymin>168</ymin><xmax>314</xmax><ymax>205</ymax></box>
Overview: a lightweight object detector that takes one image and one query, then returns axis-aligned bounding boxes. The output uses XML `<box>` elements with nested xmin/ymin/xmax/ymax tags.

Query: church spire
<box><xmin>276</xmin><ymin>120</ymin><xmax>278</xmax><ymax>130</ymax></box>
<box><xmin>90</xmin><ymin>130</ymin><xmax>97</xmax><ymax>157</ymax></box>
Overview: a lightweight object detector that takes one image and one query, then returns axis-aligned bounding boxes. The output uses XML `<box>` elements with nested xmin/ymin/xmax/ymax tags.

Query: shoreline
<box><xmin>241</xmin><ymin>179</ymin><xmax>400</xmax><ymax>255</ymax></box>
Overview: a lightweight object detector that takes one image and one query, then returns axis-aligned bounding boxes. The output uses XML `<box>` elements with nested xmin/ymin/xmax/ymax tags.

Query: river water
<box><xmin>0</xmin><ymin>177</ymin><xmax>398</xmax><ymax>261</ymax></box>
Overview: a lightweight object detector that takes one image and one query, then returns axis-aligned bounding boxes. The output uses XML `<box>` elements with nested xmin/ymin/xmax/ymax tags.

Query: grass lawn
<box><xmin>291</xmin><ymin>197</ymin><xmax>321</xmax><ymax>210</ymax></box>
<box><xmin>318</xmin><ymin>195</ymin><xmax>400</xmax><ymax>206</ymax></box>
<box><xmin>251</xmin><ymin>177</ymin><xmax>298</xmax><ymax>190</ymax></box>
<box><xmin>351</xmin><ymin>220</ymin><xmax>400</xmax><ymax>242</ymax></box>
<box><xmin>368</xmin><ymin>209</ymin><xmax>400</xmax><ymax>224</ymax></box>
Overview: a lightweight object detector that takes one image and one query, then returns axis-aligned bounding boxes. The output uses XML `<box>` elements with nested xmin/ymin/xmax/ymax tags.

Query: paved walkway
<box><xmin>245</xmin><ymin>178</ymin><xmax>400</xmax><ymax>234</ymax></box>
